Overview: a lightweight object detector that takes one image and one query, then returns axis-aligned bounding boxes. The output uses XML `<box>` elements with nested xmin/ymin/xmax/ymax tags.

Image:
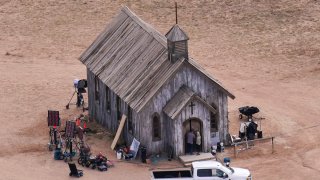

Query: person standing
<box><xmin>239</xmin><ymin>122</ymin><xmax>246</xmax><ymax>139</ymax></box>
<box><xmin>196</xmin><ymin>131</ymin><xmax>201</xmax><ymax>155</ymax></box>
<box><xmin>187</xmin><ymin>130</ymin><xmax>195</xmax><ymax>155</ymax></box>
<box><xmin>246</xmin><ymin>119</ymin><xmax>258</xmax><ymax>140</ymax></box>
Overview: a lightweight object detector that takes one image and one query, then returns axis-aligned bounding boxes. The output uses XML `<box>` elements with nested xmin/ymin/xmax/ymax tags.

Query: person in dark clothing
<box><xmin>186</xmin><ymin>130</ymin><xmax>195</xmax><ymax>155</ymax></box>
<box><xmin>76</xmin><ymin>92</ymin><xmax>83</xmax><ymax>107</ymax></box>
<box><xmin>246</xmin><ymin>120</ymin><xmax>258</xmax><ymax>140</ymax></box>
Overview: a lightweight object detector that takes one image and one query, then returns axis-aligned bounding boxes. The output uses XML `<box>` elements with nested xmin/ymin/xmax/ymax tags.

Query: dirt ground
<box><xmin>0</xmin><ymin>0</ymin><xmax>320</xmax><ymax>179</ymax></box>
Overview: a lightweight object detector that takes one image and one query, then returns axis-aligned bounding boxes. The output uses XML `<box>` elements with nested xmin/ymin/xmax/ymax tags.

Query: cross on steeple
<box><xmin>189</xmin><ymin>101</ymin><xmax>196</xmax><ymax>115</ymax></box>
<box><xmin>175</xmin><ymin>2</ymin><xmax>178</xmax><ymax>24</ymax></box>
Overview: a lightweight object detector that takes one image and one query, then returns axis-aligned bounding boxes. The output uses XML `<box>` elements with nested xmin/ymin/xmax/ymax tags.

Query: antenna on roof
<box><xmin>175</xmin><ymin>2</ymin><xmax>178</xmax><ymax>24</ymax></box>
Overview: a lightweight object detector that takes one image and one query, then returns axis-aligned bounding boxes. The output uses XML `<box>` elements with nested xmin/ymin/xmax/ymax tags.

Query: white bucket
<box><xmin>116</xmin><ymin>152</ymin><xmax>122</xmax><ymax>160</ymax></box>
<box><xmin>220</xmin><ymin>142</ymin><xmax>224</xmax><ymax>152</ymax></box>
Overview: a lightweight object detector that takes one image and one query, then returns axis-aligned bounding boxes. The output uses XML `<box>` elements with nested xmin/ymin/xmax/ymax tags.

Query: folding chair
<box><xmin>47</xmin><ymin>110</ymin><xmax>60</xmax><ymax>151</ymax></box>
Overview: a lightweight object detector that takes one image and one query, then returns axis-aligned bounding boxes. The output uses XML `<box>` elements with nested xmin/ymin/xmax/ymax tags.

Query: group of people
<box><xmin>239</xmin><ymin>118</ymin><xmax>258</xmax><ymax>140</ymax></box>
<box><xmin>186</xmin><ymin>130</ymin><xmax>201</xmax><ymax>155</ymax></box>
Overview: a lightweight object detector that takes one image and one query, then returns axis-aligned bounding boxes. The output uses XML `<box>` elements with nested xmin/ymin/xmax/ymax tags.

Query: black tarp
<box><xmin>239</xmin><ymin>106</ymin><xmax>259</xmax><ymax>116</ymax></box>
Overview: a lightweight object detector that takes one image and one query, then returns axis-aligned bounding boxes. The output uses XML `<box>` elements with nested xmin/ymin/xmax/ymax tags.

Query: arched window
<box><xmin>152</xmin><ymin>113</ymin><xmax>161</xmax><ymax>141</ymax></box>
<box><xmin>106</xmin><ymin>85</ymin><xmax>111</xmax><ymax>113</ymax></box>
<box><xmin>116</xmin><ymin>96</ymin><xmax>122</xmax><ymax>121</ymax></box>
<box><xmin>95</xmin><ymin>76</ymin><xmax>99</xmax><ymax>101</ymax></box>
<box><xmin>210</xmin><ymin>103</ymin><xmax>218</xmax><ymax>132</ymax></box>
<box><xmin>128</xmin><ymin>106</ymin><xmax>133</xmax><ymax>135</ymax></box>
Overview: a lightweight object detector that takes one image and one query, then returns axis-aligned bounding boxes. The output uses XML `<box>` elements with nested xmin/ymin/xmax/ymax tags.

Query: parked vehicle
<box><xmin>150</xmin><ymin>160</ymin><xmax>252</xmax><ymax>180</ymax></box>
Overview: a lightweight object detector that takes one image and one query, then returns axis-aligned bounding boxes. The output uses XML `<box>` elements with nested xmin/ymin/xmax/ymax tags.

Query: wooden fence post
<box><xmin>271</xmin><ymin>137</ymin><xmax>274</xmax><ymax>153</ymax></box>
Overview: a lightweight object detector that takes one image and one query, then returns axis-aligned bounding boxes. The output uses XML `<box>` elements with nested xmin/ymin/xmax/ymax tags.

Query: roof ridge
<box><xmin>79</xmin><ymin>6</ymin><xmax>234</xmax><ymax>113</ymax></box>
<box><xmin>121</xmin><ymin>6</ymin><xmax>167</xmax><ymax>47</ymax></box>
<box><xmin>121</xmin><ymin>7</ymin><xmax>235</xmax><ymax>100</ymax></box>
<box><xmin>186</xmin><ymin>58</ymin><xmax>235</xmax><ymax>99</ymax></box>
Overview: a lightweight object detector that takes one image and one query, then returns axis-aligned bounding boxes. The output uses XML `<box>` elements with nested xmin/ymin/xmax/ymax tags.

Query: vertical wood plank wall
<box><xmin>86</xmin><ymin>61</ymin><xmax>229</xmax><ymax>157</ymax></box>
<box><xmin>87</xmin><ymin>69</ymin><xmax>134</xmax><ymax>144</ymax></box>
<box><xmin>140</xmin><ymin>63</ymin><xmax>229</xmax><ymax>156</ymax></box>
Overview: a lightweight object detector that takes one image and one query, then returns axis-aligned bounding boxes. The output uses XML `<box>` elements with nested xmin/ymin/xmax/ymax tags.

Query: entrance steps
<box><xmin>179</xmin><ymin>153</ymin><xmax>216</xmax><ymax>167</ymax></box>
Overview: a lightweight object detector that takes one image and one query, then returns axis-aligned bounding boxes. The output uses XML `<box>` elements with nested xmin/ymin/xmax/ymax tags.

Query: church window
<box><xmin>210</xmin><ymin>103</ymin><xmax>218</xmax><ymax>132</ymax></box>
<box><xmin>152</xmin><ymin>113</ymin><xmax>161</xmax><ymax>141</ymax></box>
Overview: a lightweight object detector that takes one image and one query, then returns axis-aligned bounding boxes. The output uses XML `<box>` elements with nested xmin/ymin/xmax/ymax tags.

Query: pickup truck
<box><xmin>150</xmin><ymin>160</ymin><xmax>252</xmax><ymax>180</ymax></box>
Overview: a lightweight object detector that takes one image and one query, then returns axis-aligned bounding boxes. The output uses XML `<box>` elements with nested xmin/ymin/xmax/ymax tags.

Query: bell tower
<box><xmin>165</xmin><ymin>3</ymin><xmax>189</xmax><ymax>63</ymax></box>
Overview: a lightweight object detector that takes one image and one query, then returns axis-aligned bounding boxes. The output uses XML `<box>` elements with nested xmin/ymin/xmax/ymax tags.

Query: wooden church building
<box><xmin>79</xmin><ymin>7</ymin><xmax>235</xmax><ymax>157</ymax></box>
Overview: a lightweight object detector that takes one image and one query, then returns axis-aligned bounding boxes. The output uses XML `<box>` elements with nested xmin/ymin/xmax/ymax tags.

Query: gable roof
<box><xmin>79</xmin><ymin>6</ymin><xmax>234</xmax><ymax>112</ymax></box>
<box><xmin>165</xmin><ymin>24</ymin><xmax>189</xmax><ymax>42</ymax></box>
<box><xmin>163</xmin><ymin>85</ymin><xmax>217</xmax><ymax>120</ymax></box>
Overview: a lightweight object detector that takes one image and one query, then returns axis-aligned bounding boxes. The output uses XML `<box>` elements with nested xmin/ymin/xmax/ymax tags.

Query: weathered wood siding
<box><xmin>87</xmin><ymin>68</ymin><xmax>95</xmax><ymax>122</ymax></box>
<box><xmin>173</xmin><ymin>101</ymin><xmax>210</xmax><ymax>155</ymax></box>
<box><xmin>135</xmin><ymin>62</ymin><xmax>229</xmax><ymax>157</ymax></box>
<box><xmin>87</xmin><ymin>69</ymin><xmax>134</xmax><ymax>145</ymax></box>
<box><xmin>87</xmin><ymin>60</ymin><xmax>229</xmax><ymax>157</ymax></box>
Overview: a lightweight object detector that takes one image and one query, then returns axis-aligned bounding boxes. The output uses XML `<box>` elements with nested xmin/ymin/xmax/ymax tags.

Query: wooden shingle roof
<box><xmin>79</xmin><ymin>6</ymin><xmax>234</xmax><ymax>112</ymax></box>
<box><xmin>163</xmin><ymin>85</ymin><xmax>217</xmax><ymax>119</ymax></box>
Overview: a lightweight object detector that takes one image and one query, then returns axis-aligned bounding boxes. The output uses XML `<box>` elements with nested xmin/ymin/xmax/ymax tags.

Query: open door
<box><xmin>183</xmin><ymin>118</ymin><xmax>203</xmax><ymax>154</ymax></box>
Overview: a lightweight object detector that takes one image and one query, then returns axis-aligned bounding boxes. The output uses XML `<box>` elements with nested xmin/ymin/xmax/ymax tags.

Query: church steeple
<box><xmin>165</xmin><ymin>3</ymin><xmax>189</xmax><ymax>63</ymax></box>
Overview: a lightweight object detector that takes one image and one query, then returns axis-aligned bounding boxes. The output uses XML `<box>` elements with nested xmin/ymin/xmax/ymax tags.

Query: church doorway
<box><xmin>183</xmin><ymin>118</ymin><xmax>203</xmax><ymax>154</ymax></box>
